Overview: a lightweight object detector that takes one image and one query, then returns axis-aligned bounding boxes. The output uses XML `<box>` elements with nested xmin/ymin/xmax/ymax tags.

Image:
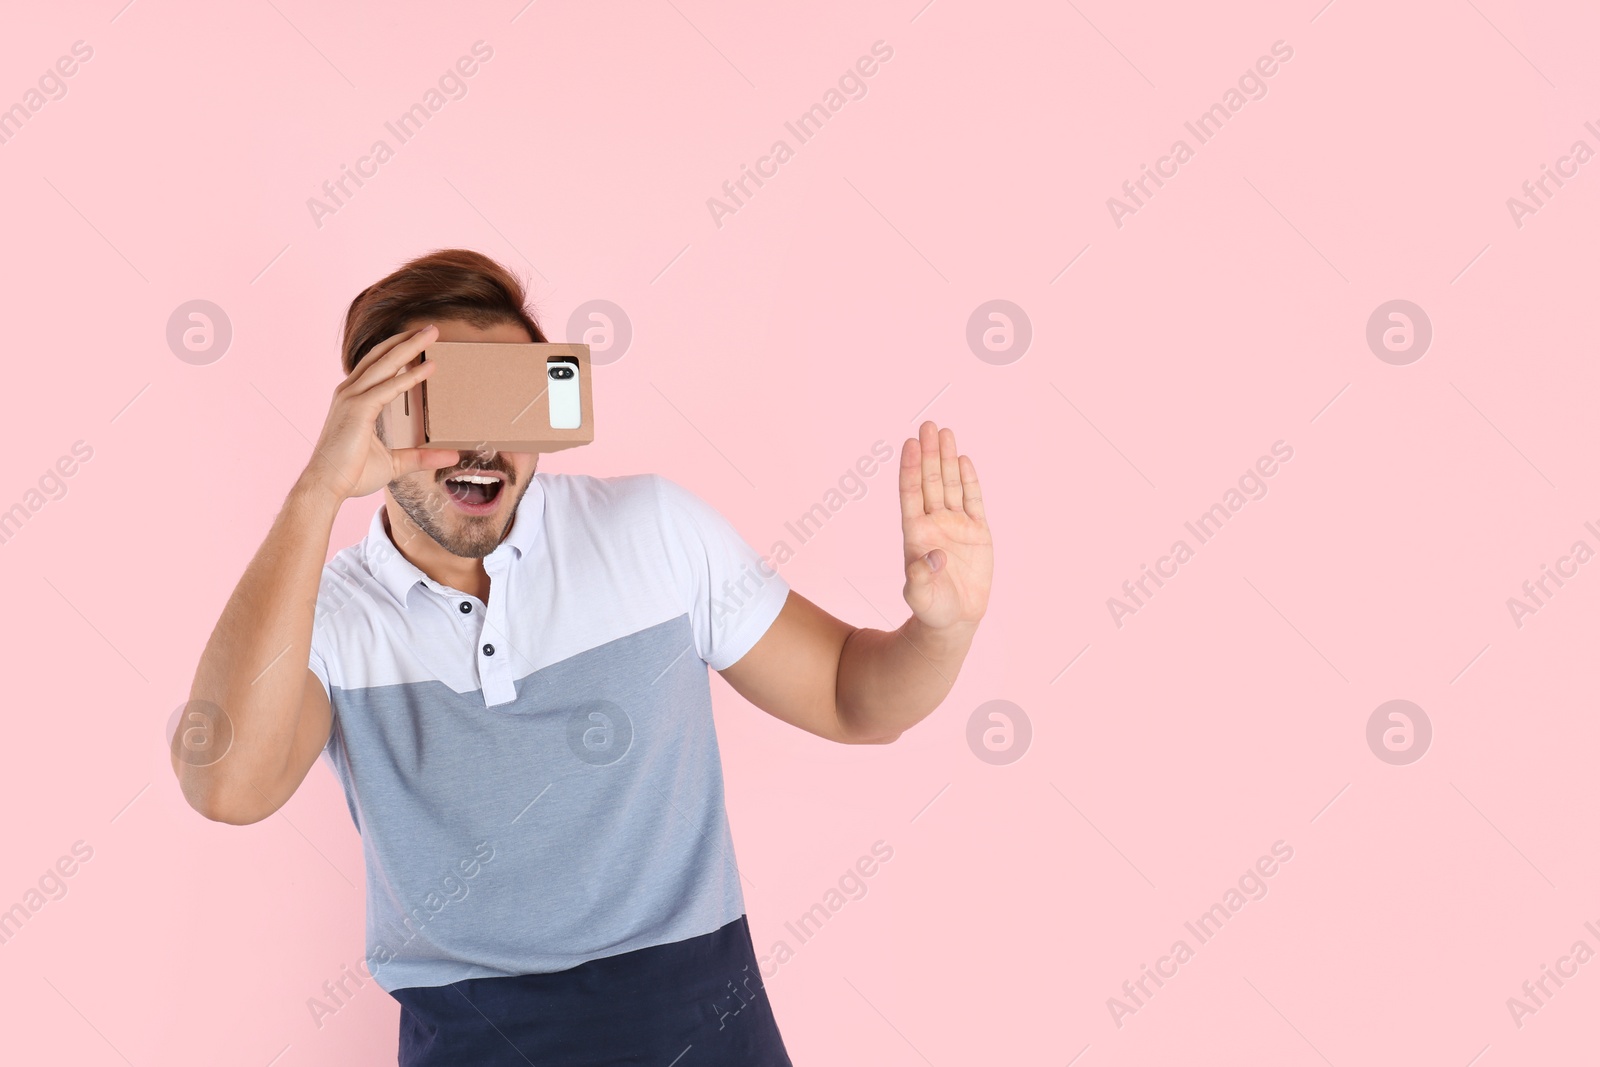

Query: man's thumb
<box><xmin>906</xmin><ymin>549</ymin><xmax>943</xmax><ymax>586</ymax></box>
<box><xmin>392</xmin><ymin>447</ymin><xmax>461</xmax><ymax>477</ymax></box>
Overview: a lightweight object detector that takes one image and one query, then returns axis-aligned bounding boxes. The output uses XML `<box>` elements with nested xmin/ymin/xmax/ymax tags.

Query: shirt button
<box><xmin>482</xmin><ymin>644</ymin><xmax>495</xmax><ymax>656</ymax></box>
<box><xmin>460</xmin><ymin>602</ymin><xmax>472</xmax><ymax>614</ymax></box>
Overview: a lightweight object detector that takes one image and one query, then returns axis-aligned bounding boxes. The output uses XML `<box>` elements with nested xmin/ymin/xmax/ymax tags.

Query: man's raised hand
<box><xmin>301</xmin><ymin>324</ymin><xmax>461</xmax><ymax>501</ymax></box>
<box><xmin>898</xmin><ymin>421</ymin><xmax>993</xmax><ymax>632</ymax></box>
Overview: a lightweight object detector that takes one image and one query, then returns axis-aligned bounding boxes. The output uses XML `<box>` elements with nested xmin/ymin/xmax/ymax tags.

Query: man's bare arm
<box><xmin>174</xmin><ymin>482</ymin><xmax>342</xmax><ymax>823</ymax></box>
<box><xmin>719</xmin><ymin>421</ymin><xmax>992</xmax><ymax>743</ymax></box>
<box><xmin>172</xmin><ymin>325</ymin><xmax>458</xmax><ymax>823</ymax></box>
<box><xmin>719</xmin><ymin>593</ymin><xmax>976</xmax><ymax>744</ymax></box>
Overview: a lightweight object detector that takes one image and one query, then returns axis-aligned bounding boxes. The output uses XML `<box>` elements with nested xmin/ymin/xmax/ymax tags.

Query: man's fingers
<box><xmin>939</xmin><ymin>427</ymin><xmax>963</xmax><ymax>511</ymax></box>
<box><xmin>349</xmin><ymin>324</ymin><xmax>433</xmax><ymax>396</ymax></box>
<box><xmin>899</xmin><ymin>436</ymin><xmax>924</xmax><ymax>522</ymax></box>
<box><xmin>919</xmin><ymin>421</ymin><xmax>944</xmax><ymax>513</ymax></box>
<box><xmin>347</xmin><ymin>324</ymin><xmax>438</xmax><ymax>397</ymax></box>
<box><xmin>391</xmin><ymin>447</ymin><xmax>461</xmax><ymax>478</ymax></box>
<box><xmin>364</xmin><ymin>356</ymin><xmax>435</xmax><ymax>410</ymax></box>
<box><xmin>344</xmin><ymin>325</ymin><xmax>423</xmax><ymax>384</ymax></box>
<box><xmin>959</xmin><ymin>454</ymin><xmax>985</xmax><ymax>523</ymax></box>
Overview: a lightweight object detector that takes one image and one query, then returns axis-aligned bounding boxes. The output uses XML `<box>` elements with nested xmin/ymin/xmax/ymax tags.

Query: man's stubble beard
<box><xmin>388</xmin><ymin>470</ymin><xmax>530</xmax><ymax>560</ymax></box>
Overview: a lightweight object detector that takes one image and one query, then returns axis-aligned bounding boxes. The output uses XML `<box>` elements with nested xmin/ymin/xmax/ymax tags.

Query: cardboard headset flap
<box><xmin>382</xmin><ymin>342</ymin><xmax>594</xmax><ymax>453</ymax></box>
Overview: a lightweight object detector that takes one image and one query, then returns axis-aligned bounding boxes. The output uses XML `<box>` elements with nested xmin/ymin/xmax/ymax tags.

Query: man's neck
<box><xmin>382</xmin><ymin>504</ymin><xmax>498</xmax><ymax>601</ymax></box>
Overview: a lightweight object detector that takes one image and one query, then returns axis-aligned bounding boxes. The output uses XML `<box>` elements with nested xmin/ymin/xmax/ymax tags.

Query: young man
<box><xmin>173</xmin><ymin>249</ymin><xmax>992</xmax><ymax>1065</ymax></box>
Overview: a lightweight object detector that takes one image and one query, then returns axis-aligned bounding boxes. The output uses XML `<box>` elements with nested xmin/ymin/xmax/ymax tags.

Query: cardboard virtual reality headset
<box><xmin>382</xmin><ymin>342</ymin><xmax>594</xmax><ymax>453</ymax></box>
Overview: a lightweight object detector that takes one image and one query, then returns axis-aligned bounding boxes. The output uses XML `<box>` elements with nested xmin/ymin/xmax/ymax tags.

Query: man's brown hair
<box><xmin>340</xmin><ymin>248</ymin><xmax>547</xmax><ymax>375</ymax></box>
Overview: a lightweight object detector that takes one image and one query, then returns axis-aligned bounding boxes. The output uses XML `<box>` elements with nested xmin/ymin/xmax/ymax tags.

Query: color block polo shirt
<box><xmin>306</xmin><ymin>471</ymin><xmax>790</xmax><ymax>994</ymax></box>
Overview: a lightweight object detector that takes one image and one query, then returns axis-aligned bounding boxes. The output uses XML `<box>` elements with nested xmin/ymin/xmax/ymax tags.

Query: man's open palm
<box><xmin>900</xmin><ymin>421</ymin><xmax>993</xmax><ymax>631</ymax></box>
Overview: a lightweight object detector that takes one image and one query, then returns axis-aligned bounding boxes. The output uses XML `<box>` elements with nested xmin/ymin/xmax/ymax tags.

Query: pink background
<box><xmin>2</xmin><ymin>0</ymin><xmax>1597</xmax><ymax>1063</ymax></box>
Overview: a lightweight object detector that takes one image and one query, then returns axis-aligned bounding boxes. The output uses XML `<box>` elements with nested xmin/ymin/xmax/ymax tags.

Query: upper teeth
<box><xmin>450</xmin><ymin>474</ymin><xmax>498</xmax><ymax>484</ymax></box>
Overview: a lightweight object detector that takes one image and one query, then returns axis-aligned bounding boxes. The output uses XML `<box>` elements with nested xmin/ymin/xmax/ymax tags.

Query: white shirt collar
<box><xmin>361</xmin><ymin>474</ymin><xmax>546</xmax><ymax>609</ymax></box>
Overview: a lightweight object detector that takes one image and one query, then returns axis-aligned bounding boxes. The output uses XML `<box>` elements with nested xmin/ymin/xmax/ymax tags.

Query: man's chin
<box><xmin>390</xmin><ymin>496</ymin><xmax>506</xmax><ymax>559</ymax></box>
<box><xmin>428</xmin><ymin>516</ymin><xmax>507</xmax><ymax>559</ymax></box>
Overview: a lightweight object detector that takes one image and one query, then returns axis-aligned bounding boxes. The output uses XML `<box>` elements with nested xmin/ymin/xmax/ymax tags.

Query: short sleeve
<box><xmin>652</xmin><ymin>474</ymin><xmax>790</xmax><ymax>671</ymax></box>
<box><xmin>308</xmin><ymin>573</ymin><xmax>346</xmax><ymax>761</ymax></box>
<box><xmin>307</xmin><ymin>572</ymin><xmax>340</xmax><ymax>702</ymax></box>
<box><xmin>307</xmin><ymin>638</ymin><xmax>332</xmax><ymax>700</ymax></box>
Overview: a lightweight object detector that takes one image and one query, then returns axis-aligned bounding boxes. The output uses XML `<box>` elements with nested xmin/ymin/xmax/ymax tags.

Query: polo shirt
<box><xmin>306</xmin><ymin>471</ymin><xmax>790</xmax><ymax>998</ymax></box>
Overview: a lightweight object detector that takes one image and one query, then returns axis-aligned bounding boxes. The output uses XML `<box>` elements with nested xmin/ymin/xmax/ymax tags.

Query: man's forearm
<box><xmin>834</xmin><ymin>617</ymin><xmax>977</xmax><ymax>742</ymax></box>
<box><xmin>176</xmin><ymin>476</ymin><xmax>340</xmax><ymax>817</ymax></box>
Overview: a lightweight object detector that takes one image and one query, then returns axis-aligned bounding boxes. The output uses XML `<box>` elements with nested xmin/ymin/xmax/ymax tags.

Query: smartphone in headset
<box><xmin>547</xmin><ymin>358</ymin><xmax>581</xmax><ymax>429</ymax></box>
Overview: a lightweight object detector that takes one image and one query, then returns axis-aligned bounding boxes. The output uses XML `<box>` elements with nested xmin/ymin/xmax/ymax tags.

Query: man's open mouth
<box><xmin>442</xmin><ymin>470</ymin><xmax>507</xmax><ymax>512</ymax></box>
